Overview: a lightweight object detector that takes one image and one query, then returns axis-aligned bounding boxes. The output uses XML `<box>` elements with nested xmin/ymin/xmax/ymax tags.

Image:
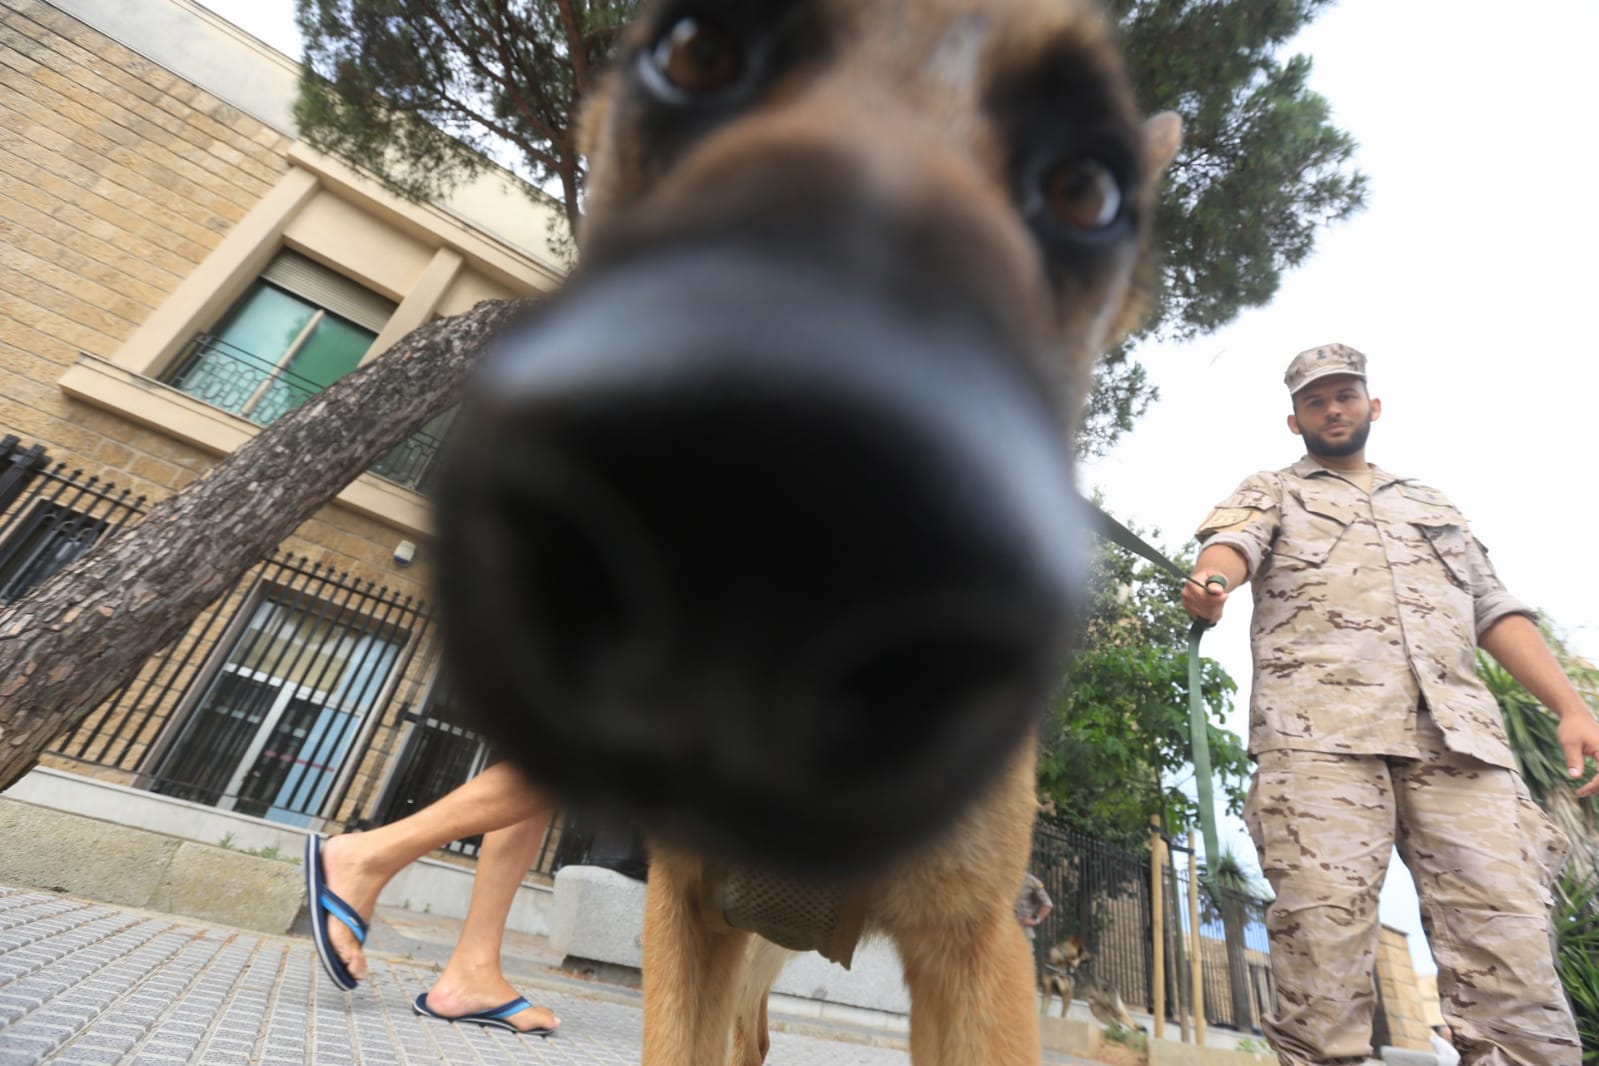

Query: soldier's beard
<box><xmin>1302</xmin><ymin>416</ymin><xmax>1371</xmax><ymax>458</ymax></box>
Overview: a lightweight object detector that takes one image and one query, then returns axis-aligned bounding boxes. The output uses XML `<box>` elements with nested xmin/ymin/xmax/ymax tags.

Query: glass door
<box><xmin>153</xmin><ymin>597</ymin><xmax>403</xmax><ymax>827</ymax></box>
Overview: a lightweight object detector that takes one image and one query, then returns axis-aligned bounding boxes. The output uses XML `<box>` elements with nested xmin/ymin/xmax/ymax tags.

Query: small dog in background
<box><xmin>1039</xmin><ymin>935</ymin><xmax>1089</xmax><ymax>1018</ymax></box>
<box><xmin>1039</xmin><ymin>935</ymin><xmax>1146</xmax><ymax>1033</ymax></box>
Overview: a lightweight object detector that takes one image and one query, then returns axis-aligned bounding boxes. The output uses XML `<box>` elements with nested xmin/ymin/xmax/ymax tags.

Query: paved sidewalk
<box><xmin>0</xmin><ymin>885</ymin><xmax>1098</xmax><ymax>1065</ymax></box>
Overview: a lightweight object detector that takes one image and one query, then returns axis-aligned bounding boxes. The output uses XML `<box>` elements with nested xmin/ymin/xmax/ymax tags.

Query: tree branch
<box><xmin>551</xmin><ymin>0</ymin><xmax>592</xmax><ymax>93</ymax></box>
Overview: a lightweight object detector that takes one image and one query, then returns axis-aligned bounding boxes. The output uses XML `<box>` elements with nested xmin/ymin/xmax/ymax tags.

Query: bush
<box><xmin>1554</xmin><ymin>871</ymin><xmax>1599</xmax><ymax>1062</ymax></box>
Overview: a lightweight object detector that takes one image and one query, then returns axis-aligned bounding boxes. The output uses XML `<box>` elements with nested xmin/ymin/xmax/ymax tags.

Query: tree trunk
<box><xmin>1166</xmin><ymin>859</ymin><xmax>1189</xmax><ymax>1042</ymax></box>
<box><xmin>1220</xmin><ymin>903</ymin><xmax>1255</xmax><ymax>1031</ymax></box>
<box><xmin>0</xmin><ymin>296</ymin><xmax>532</xmax><ymax>790</ymax></box>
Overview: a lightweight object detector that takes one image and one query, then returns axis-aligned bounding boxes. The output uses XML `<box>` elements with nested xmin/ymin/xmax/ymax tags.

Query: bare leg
<box><xmin>419</xmin><ymin>813</ymin><xmax>561</xmax><ymax>1033</ymax></box>
<box><xmin>320</xmin><ymin>761</ymin><xmax>551</xmax><ymax>979</ymax></box>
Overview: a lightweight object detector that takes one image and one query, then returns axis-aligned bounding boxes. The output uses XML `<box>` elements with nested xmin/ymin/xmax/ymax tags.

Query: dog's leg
<box><xmin>899</xmin><ymin>917</ymin><xmax>1040</xmax><ymax>1066</ymax></box>
<box><xmin>642</xmin><ymin>853</ymin><xmax>752</xmax><ymax>1066</ymax></box>
<box><xmin>730</xmin><ymin>938</ymin><xmax>792</xmax><ymax>1066</ymax></box>
<box><xmin>882</xmin><ymin>745</ymin><xmax>1041</xmax><ymax>1066</ymax></box>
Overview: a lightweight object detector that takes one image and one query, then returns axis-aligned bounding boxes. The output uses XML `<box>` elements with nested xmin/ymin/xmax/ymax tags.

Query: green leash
<box><xmin>1080</xmin><ymin>498</ymin><xmax>1223</xmax><ymax>889</ymax></box>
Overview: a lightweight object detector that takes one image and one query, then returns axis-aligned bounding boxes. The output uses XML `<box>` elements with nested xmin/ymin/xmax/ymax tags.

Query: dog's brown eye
<box><xmin>653</xmin><ymin>17</ymin><xmax>742</xmax><ymax>95</ymax></box>
<box><xmin>1043</xmin><ymin>159</ymin><xmax>1122</xmax><ymax>231</ymax></box>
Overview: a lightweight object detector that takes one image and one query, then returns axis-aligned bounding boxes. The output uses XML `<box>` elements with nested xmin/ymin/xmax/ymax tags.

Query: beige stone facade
<box><xmin>1</xmin><ymin>0</ymin><xmax>565</xmax><ymax>839</ymax></box>
<box><xmin>1375</xmin><ymin>924</ymin><xmax>1433</xmax><ymax>1051</ymax></box>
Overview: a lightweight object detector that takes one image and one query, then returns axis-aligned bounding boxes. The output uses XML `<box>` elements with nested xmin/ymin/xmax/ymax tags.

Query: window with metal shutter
<box><xmin>259</xmin><ymin>250</ymin><xmax>396</xmax><ymax>333</ymax></box>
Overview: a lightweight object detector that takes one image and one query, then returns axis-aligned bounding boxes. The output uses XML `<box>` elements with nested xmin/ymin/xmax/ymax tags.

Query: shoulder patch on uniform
<box><xmin>1200</xmin><ymin>507</ymin><xmax>1255</xmax><ymax>531</ymax></box>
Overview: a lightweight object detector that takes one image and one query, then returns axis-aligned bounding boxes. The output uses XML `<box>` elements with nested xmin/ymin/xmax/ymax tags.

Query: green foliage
<box><xmin>294</xmin><ymin>1</ymin><xmax>1366</xmax><ymax>455</ymax></box>
<box><xmin>1038</xmin><ymin>513</ymin><xmax>1248</xmax><ymax>850</ymax></box>
<box><xmin>1110</xmin><ymin>0</ymin><xmax>1368</xmax><ymax>341</ymax></box>
<box><xmin>1209</xmin><ymin>848</ymin><xmax>1259</xmax><ymax>893</ymax></box>
<box><xmin>1476</xmin><ymin>627</ymin><xmax>1599</xmax><ymax>854</ymax></box>
<box><xmin>1104</xmin><ymin>1023</ymin><xmax>1148</xmax><ymax>1050</ymax></box>
<box><xmin>1479</xmin><ymin>621</ymin><xmax>1599</xmax><ymax>1056</ymax></box>
<box><xmin>1553</xmin><ymin>871</ymin><xmax>1599</xmax><ymax>1062</ymax></box>
<box><xmin>213</xmin><ymin>832</ymin><xmax>297</xmax><ymax>863</ymax></box>
<box><xmin>1236</xmin><ymin>1036</ymin><xmax>1271</xmax><ymax>1056</ymax></box>
<box><xmin>294</xmin><ymin>0</ymin><xmax>634</xmax><ymax>234</ymax></box>
<box><xmin>1204</xmin><ymin>846</ymin><xmax>1268</xmax><ymax>918</ymax></box>
<box><xmin>1480</xmin><ymin>650</ymin><xmax>1569</xmax><ymax>803</ymax></box>
<box><xmin>1082</xmin><ymin>0</ymin><xmax>1370</xmax><ymax>452</ymax></box>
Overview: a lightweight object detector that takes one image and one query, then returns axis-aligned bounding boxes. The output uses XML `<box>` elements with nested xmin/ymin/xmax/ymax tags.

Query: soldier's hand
<box><xmin>1558</xmin><ymin>712</ymin><xmax>1599</xmax><ymax>798</ymax></box>
<box><xmin>1182</xmin><ymin>572</ymin><xmax>1230</xmax><ymax>624</ymax></box>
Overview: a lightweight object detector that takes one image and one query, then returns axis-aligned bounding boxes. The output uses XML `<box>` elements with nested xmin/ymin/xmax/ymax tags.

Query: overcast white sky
<box><xmin>196</xmin><ymin>0</ymin><xmax>1599</xmax><ymax>976</ymax></box>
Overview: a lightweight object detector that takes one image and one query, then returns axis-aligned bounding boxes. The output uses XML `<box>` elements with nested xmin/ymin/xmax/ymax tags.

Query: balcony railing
<box><xmin>164</xmin><ymin>333</ymin><xmax>443</xmax><ymax>493</ymax></box>
<box><xmin>369</xmin><ymin>427</ymin><xmax>444</xmax><ymax>496</ymax></box>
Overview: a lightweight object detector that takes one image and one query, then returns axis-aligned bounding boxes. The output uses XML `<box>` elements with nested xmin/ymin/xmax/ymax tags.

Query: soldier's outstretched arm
<box><xmin>1479</xmin><ymin>613</ymin><xmax>1599</xmax><ymax>798</ymax></box>
<box><xmin>1185</xmin><ymin>475</ymin><xmax>1280</xmax><ymax>624</ymax></box>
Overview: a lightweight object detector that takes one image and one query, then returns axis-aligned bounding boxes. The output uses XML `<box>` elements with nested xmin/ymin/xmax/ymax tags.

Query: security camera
<box><xmin>393</xmin><ymin>540</ymin><xmax>416</xmax><ymax>566</ymax></box>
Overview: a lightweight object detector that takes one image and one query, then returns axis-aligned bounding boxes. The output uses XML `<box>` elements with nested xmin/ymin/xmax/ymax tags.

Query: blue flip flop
<box><xmin>304</xmin><ymin>833</ymin><xmax>368</xmax><ymax>991</ymax></box>
<box><xmin>412</xmin><ymin>992</ymin><xmax>556</xmax><ymax>1036</ymax></box>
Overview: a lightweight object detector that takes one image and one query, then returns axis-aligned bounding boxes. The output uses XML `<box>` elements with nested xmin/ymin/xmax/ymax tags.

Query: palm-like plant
<box><xmin>1477</xmin><ymin>639</ymin><xmax>1599</xmax><ymax>884</ymax></box>
<box><xmin>1478</xmin><ymin>625</ymin><xmax>1599</xmax><ymax>1059</ymax></box>
<box><xmin>1553</xmin><ymin>872</ymin><xmax>1599</xmax><ymax>1063</ymax></box>
<box><xmin>1206</xmin><ymin>848</ymin><xmax>1265</xmax><ymax>1033</ymax></box>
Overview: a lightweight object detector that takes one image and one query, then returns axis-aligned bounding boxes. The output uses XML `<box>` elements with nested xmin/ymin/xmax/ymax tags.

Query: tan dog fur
<box><xmin>574</xmin><ymin>2</ymin><xmax>1181</xmax><ymax>1063</ymax></box>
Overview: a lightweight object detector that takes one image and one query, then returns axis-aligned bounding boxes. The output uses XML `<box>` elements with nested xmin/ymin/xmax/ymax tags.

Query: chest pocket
<box><xmin>1388</xmin><ymin>484</ymin><xmax>1472</xmax><ymax>589</ymax></box>
<box><xmin>1274</xmin><ymin>483</ymin><xmax>1358</xmax><ymax>566</ymax></box>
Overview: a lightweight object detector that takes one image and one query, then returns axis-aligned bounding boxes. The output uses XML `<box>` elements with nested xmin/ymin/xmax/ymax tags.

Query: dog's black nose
<box><xmin>438</xmin><ymin>244</ymin><xmax>1079</xmax><ymax>875</ymax></box>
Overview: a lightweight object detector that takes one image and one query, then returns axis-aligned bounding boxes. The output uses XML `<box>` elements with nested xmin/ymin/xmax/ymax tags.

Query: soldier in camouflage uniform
<box><xmin>1016</xmin><ymin>871</ymin><xmax>1053</xmax><ymax>945</ymax></box>
<box><xmin>1181</xmin><ymin>343</ymin><xmax>1599</xmax><ymax>1066</ymax></box>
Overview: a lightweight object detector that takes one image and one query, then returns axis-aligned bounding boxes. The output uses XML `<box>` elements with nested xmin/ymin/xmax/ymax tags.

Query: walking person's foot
<box><xmin>317</xmin><ymin>833</ymin><xmax>388</xmax><ymax>983</ymax></box>
<box><xmin>421</xmin><ymin>972</ymin><xmax>561</xmax><ymax>1034</ymax></box>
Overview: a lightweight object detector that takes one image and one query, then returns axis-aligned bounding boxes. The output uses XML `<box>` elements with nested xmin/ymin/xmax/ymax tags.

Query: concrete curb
<box><xmin>0</xmin><ymin>796</ymin><xmax>303</xmax><ymax>934</ymax></box>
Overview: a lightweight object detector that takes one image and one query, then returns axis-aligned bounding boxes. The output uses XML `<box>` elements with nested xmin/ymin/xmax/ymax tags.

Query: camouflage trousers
<box><xmin>1244</xmin><ymin>712</ymin><xmax>1579</xmax><ymax>1066</ymax></box>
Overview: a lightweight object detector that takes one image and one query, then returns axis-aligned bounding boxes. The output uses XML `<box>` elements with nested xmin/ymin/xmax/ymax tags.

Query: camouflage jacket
<box><xmin>1198</xmin><ymin>456</ymin><xmax>1532</xmax><ymax>770</ymax></box>
<box><xmin>1015</xmin><ymin>872</ymin><xmax>1051</xmax><ymax>925</ymax></box>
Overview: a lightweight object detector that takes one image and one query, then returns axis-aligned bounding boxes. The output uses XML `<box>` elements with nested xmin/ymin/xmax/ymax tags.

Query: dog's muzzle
<box><xmin>438</xmin><ymin>200</ymin><xmax>1081</xmax><ymax>875</ymax></box>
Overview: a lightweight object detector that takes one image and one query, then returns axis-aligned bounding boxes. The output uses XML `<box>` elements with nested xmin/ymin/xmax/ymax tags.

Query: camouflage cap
<box><xmin>1285</xmin><ymin>343</ymin><xmax>1367</xmax><ymax>395</ymax></box>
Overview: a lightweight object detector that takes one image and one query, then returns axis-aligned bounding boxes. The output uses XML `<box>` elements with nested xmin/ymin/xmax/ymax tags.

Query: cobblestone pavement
<box><xmin>0</xmin><ymin>886</ymin><xmax>1096</xmax><ymax>1065</ymax></box>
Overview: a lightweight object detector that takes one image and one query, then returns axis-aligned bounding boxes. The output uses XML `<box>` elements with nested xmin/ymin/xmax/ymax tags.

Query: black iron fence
<box><xmin>1029</xmin><ymin>819</ymin><xmax>1272</xmax><ymax>1033</ymax></box>
<box><xmin>56</xmin><ymin>549</ymin><xmax>435</xmax><ymax>829</ymax></box>
<box><xmin>0</xmin><ymin>440</ymin><xmax>565</xmax><ymax>873</ymax></box>
<box><xmin>1167</xmin><ymin>847</ymin><xmax>1274</xmax><ymax>1032</ymax></box>
<box><xmin>1030</xmin><ymin>819</ymin><xmax>1155</xmax><ymax>1013</ymax></box>
<box><xmin>0</xmin><ymin>451</ymin><xmax>146</xmax><ymax>606</ymax></box>
<box><xmin>0</xmin><ymin>435</ymin><xmax>49</xmax><ymax>514</ymax></box>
